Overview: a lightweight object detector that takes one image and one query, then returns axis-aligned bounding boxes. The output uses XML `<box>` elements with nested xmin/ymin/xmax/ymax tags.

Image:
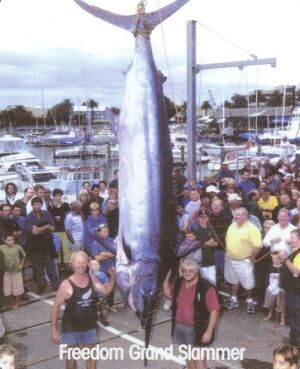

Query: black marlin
<box><xmin>74</xmin><ymin>0</ymin><xmax>190</xmax><ymax>345</ymax></box>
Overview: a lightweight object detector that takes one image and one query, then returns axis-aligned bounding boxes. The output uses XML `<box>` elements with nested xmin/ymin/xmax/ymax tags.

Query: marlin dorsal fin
<box><xmin>73</xmin><ymin>0</ymin><xmax>190</xmax><ymax>35</ymax></box>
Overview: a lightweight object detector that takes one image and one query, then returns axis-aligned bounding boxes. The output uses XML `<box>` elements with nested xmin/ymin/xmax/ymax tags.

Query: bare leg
<box><xmin>245</xmin><ymin>289</ymin><xmax>253</xmax><ymax>298</ymax></box>
<box><xmin>194</xmin><ymin>358</ymin><xmax>207</xmax><ymax>369</ymax></box>
<box><xmin>12</xmin><ymin>296</ymin><xmax>20</xmax><ymax>308</ymax></box>
<box><xmin>231</xmin><ymin>284</ymin><xmax>239</xmax><ymax>298</ymax></box>
<box><xmin>264</xmin><ymin>307</ymin><xmax>273</xmax><ymax>321</ymax></box>
<box><xmin>66</xmin><ymin>358</ymin><xmax>77</xmax><ymax>369</ymax></box>
<box><xmin>280</xmin><ymin>313</ymin><xmax>285</xmax><ymax>326</ymax></box>
<box><xmin>186</xmin><ymin>359</ymin><xmax>196</xmax><ymax>369</ymax></box>
<box><xmin>85</xmin><ymin>345</ymin><xmax>96</xmax><ymax>369</ymax></box>
<box><xmin>65</xmin><ymin>345</ymin><xmax>77</xmax><ymax>369</ymax></box>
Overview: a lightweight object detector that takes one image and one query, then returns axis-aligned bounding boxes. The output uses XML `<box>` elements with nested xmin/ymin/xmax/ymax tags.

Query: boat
<box><xmin>47</xmin><ymin>165</ymin><xmax>108</xmax><ymax>200</ymax></box>
<box><xmin>0</xmin><ymin>135</ymin><xmax>28</xmax><ymax>156</ymax></box>
<box><xmin>207</xmin><ymin>143</ymin><xmax>296</xmax><ymax>172</ymax></box>
<box><xmin>256</xmin><ymin>107</ymin><xmax>300</xmax><ymax>145</ymax></box>
<box><xmin>91</xmin><ymin>128</ymin><xmax>116</xmax><ymax>144</ymax></box>
<box><xmin>31</xmin><ymin>128</ymin><xmax>85</xmax><ymax>146</ymax></box>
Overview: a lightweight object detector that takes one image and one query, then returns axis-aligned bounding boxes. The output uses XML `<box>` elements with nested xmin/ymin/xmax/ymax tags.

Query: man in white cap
<box><xmin>228</xmin><ymin>193</ymin><xmax>262</xmax><ymax>230</ymax></box>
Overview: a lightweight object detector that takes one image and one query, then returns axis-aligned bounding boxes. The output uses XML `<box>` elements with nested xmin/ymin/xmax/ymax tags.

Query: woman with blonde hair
<box><xmin>51</xmin><ymin>250</ymin><xmax>115</xmax><ymax>369</ymax></box>
<box><xmin>78</xmin><ymin>189</ymin><xmax>91</xmax><ymax>220</ymax></box>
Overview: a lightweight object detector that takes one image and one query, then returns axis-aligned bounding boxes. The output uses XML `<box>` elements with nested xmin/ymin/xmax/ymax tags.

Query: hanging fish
<box><xmin>73</xmin><ymin>0</ymin><xmax>190</xmax><ymax>345</ymax></box>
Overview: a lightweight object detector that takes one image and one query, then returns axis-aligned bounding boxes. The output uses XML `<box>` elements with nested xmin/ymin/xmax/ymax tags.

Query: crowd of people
<box><xmin>0</xmin><ymin>158</ymin><xmax>300</xmax><ymax>368</ymax></box>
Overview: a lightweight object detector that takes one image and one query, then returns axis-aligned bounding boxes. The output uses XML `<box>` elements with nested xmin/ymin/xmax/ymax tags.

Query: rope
<box><xmin>206</xmin><ymin>216</ymin><xmax>286</xmax><ymax>343</ymax></box>
<box><xmin>196</xmin><ymin>21</ymin><xmax>257</xmax><ymax>60</ymax></box>
<box><xmin>207</xmin><ymin>217</ymin><xmax>271</xmax><ymax>264</ymax></box>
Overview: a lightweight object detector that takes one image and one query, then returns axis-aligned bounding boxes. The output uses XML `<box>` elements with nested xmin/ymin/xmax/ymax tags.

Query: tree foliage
<box><xmin>267</xmin><ymin>90</ymin><xmax>283</xmax><ymax>107</ymax></box>
<box><xmin>110</xmin><ymin>107</ymin><xmax>120</xmax><ymax>115</ymax></box>
<box><xmin>0</xmin><ymin>105</ymin><xmax>35</xmax><ymax>127</ymax></box>
<box><xmin>200</xmin><ymin>100</ymin><xmax>212</xmax><ymax>115</ymax></box>
<box><xmin>165</xmin><ymin>96</ymin><xmax>177</xmax><ymax>119</ymax></box>
<box><xmin>231</xmin><ymin>94</ymin><xmax>248</xmax><ymax>108</ymax></box>
<box><xmin>46</xmin><ymin>98</ymin><xmax>74</xmax><ymax>125</ymax></box>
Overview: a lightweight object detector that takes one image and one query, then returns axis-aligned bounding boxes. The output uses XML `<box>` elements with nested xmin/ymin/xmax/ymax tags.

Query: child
<box><xmin>273</xmin><ymin>345</ymin><xmax>299</xmax><ymax>369</ymax></box>
<box><xmin>0</xmin><ymin>343</ymin><xmax>16</xmax><ymax>369</ymax></box>
<box><xmin>89</xmin><ymin>260</ymin><xmax>109</xmax><ymax>326</ymax></box>
<box><xmin>176</xmin><ymin>230</ymin><xmax>202</xmax><ymax>265</ymax></box>
<box><xmin>0</xmin><ymin>234</ymin><xmax>26</xmax><ymax>309</ymax></box>
<box><xmin>263</xmin><ymin>251</ymin><xmax>285</xmax><ymax>325</ymax></box>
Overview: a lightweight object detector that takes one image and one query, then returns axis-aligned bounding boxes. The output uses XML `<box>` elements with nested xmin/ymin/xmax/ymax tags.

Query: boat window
<box><xmin>0</xmin><ymin>139</ymin><xmax>27</xmax><ymax>153</ymax></box>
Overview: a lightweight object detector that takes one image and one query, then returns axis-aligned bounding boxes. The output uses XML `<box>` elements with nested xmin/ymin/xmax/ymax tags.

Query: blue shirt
<box><xmin>91</xmin><ymin>238</ymin><xmax>116</xmax><ymax>274</ymax></box>
<box><xmin>238</xmin><ymin>179</ymin><xmax>256</xmax><ymax>195</ymax></box>
<box><xmin>83</xmin><ymin>215</ymin><xmax>107</xmax><ymax>255</ymax></box>
<box><xmin>26</xmin><ymin>210</ymin><xmax>54</xmax><ymax>232</ymax></box>
<box><xmin>10</xmin><ymin>215</ymin><xmax>26</xmax><ymax>247</ymax></box>
<box><xmin>93</xmin><ymin>271</ymin><xmax>109</xmax><ymax>298</ymax></box>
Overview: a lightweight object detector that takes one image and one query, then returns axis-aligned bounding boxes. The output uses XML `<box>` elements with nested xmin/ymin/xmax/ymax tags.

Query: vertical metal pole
<box><xmin>235</xmin><ymin>147</ymin><xmax>239</xmax><ymax>183</ymax></box>
<box><xmin>187</xmin><ymin>20</ymin><xmax>197</xmax><ymax>180</ymax></box>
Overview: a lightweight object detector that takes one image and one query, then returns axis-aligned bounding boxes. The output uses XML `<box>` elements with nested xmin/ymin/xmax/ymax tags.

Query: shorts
<box><xmin>201</xmin><ymin>266</ymin><xmax>216</xmax><ymax>286</ymax></box>
<box><xmin>61</xmin><ymin>329</ymin><xmax>97</xmax><ymax>345</ymax></box>
<box><xmin>3</xmin><ymin>271</ymin><xmax>24</xmax><ymax>297</ymax></box>
<box><xmin>173</xmin><ymin>322</ymin><xmax>194</xmax><ymax>345</ymax></box>
<box><xmin>263</xmin><ymin>289</ymin><xmax>285</xmax><ymax>313</ymax></box>
<box><xmin>224</xmin><ymin>255</ymin><xmax>254</xmax><ymax>290</ymax></box>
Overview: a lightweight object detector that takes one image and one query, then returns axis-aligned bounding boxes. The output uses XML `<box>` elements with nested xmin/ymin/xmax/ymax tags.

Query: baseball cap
<box><xmin>228</xmin><ymin>193</ymin><xmax>242</xmax><ymax>202</ymax></box>
<box><xmin>206</xmin><ymin>185</ymin><xmax>220</xmax><ymax>193</ymax></box>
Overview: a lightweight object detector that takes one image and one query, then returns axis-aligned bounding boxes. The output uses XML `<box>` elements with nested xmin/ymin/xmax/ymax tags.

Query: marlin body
<box><xmin>73</xmin><ymin>0</ymin><xmax>189</xmax><ymax>332</ymax></box>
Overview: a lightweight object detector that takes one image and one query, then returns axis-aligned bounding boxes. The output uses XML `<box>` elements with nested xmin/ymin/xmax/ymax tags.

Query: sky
<box><xmin>0</xmin><ymin>0</ymin><xmax>300</xmax><ymax>110</ymax></box>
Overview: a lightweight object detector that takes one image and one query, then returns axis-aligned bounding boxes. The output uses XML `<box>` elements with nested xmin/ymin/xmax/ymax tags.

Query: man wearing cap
<box><xmin>26</xmin><ymin>197</ymin><xmax>59</xmax><ymax>294</ymax></box>
<box><xmin>205</xmin><ymin>185</ymin><xmax>220</xmax><ymax>195</ymax></box>
<box><xmin>280</xmin><ymin>173</ymin><xmax>294</xmax><ymax>192</ymax></box>
<box><xmin>228</xmin><ymin>193</ymin><xmax>262</xmax><ymax>230</ymax></box>
<box><xmin>225</xmin><ymin>207</ymin><xmax>262</xmax><ymax>313</ymax></box>
<box><xmin>238</xmin><ymin>169</ymin><xmax>257</xmax><ymax>196</ymax></box>
<box><xmin>257</xmin><ymin>188</ymin><xmax>278</xmax><ymax>220</ymax></box>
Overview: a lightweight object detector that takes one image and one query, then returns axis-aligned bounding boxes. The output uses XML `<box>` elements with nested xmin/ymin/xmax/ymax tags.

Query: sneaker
<box><xmin>225</xmin><ymin>298</ymin><xmax>239</xmax><ymax>310</ymax></box>
<box><xmin>246</xmin><ymin>299</ymin><xmax>257</xmax><ymax>314</ymax></box>
<box><xmin>163</xmin><ymin>298</ymin><xmax>172</xmax><ymax>310</ymax></box>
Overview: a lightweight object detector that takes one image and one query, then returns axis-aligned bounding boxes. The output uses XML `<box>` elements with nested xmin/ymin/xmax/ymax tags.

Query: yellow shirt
<box><xmin>293</xmin><ymin>253</ymin><xmax>300</xmax><ymax>270</ymax></box>
<box><xmin>226</xmin><ymin>220</ymin><xmax>262</xmax><ymax>260</ymax></box>
<box><xmin>257</xmin><ymin>196</ymin><xmax>278</xmax><ymax>210</ymax></box>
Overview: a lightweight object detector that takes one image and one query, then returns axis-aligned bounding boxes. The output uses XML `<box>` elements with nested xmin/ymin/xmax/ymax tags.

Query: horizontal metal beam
<box><xmin>196</xmin><ymin>58</ymin><xmax>276</xmax><ymax>73</ymax></box>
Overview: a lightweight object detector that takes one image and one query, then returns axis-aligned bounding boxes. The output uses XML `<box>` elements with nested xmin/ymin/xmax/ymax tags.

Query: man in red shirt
<box><xmin>163</xmin><ymin>259</ymin><xmax>220</xmax><ymax>369</ymax></box>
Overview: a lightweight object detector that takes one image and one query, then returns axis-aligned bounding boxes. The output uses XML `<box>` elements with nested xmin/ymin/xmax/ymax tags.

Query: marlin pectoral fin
<box><xmin>148</xmin><ymin>0</ymin><xmax>190</xmax><ymax>29</ymax></box>
<box><xmin>73</xmin><ymin>0</ymin><xmax>134</xmax><ymax>31</ymax></box>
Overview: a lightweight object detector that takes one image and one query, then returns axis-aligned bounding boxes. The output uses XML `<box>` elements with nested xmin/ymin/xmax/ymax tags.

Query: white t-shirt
<box><xmin>263</xmin><ymin>223</ymin><xmax>296</xmax><ymax>255</ymax></box>
<box><xmin>64</xmin><ymin>212</ymin><xmax>83</xmax><ymax>241</ymax></box>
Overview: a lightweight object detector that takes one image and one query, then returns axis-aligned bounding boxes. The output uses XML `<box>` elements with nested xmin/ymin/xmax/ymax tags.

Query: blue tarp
<box><xmin>270</xmin><ymin>117</ymin><xmax>290</xmax><ymax>124</ymax></box>
<box><xmin>239</xmin><ymin>133</ymin><xmax>258</xmax><ymax>140</ymax></box>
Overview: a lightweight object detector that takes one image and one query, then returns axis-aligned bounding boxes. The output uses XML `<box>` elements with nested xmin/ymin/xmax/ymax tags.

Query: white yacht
<box><xmin>0</xmin><ymin>135</ymin><xmax>58</xmax><ymax>189</ymax></box>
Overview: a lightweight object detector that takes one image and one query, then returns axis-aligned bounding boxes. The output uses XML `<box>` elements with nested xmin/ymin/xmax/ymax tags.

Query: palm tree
<box><xmin>82</xmin><ymin>98</ymin><xmax>98</xmax><ymax>124</ymax></box>
<box><xmin>200</xmin><ymin>100</ymin><xmax>212</xmax><ymax>115</ymax></box>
